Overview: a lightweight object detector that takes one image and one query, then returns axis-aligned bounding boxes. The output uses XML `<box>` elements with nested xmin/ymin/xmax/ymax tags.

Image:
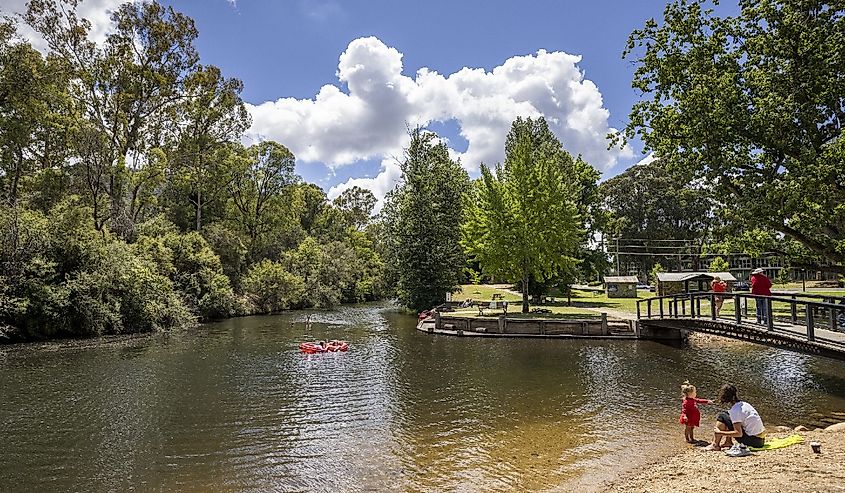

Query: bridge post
<box><xmin>659</xmin><ymin>298</ymin><xmax>664</xmax><ymax>319</ymax></box>
<box><xmin>734</xmin><ymin>294</ymin><xmax>741</xmax><ymax>325</ymax></box>
<box><xmin>806</xmin><ymin>307</ymin><xmax>815</xmax><ymax>341</ymax></box>
<box><xmin>689</xmin><ymin>293</ymin><xmax>696</xmax><ymax>318</ymax></box>
<box><xmin>647</xmin><ymin>299</ymin><xmax>651</xmax><ymax>318</ymax></box>
<box><xmin>696</xmin><ymin>296</ymin><xmax>702</xmax><ymax>318</ymax></box>
<box><xmin>766</xmin><ymin>298</ymin><xmax>774</xmax><ymax>331</ymax></box>
<box><xmin>710</xmin><ymin>293</ymin><xmax>716</xmax><ymax>320</ymax></box>
<box><xmin>636</xmin><ymin>301</ymin><xmax>641</xmax><ymax>319</ymax></box>
<box><xmin>681</xmin><ymin>298</ymin><xmax>686</xmax><ymax>317</ymax></box>
<box><xmin>830</xmin><ymin>306</ymin><xmax>836</xmax><ymax>332</ymax></box>
<box><xmin>790</xmin><ymin>295</ymin><xmax>797</xmax><ymax>323</ymax></box>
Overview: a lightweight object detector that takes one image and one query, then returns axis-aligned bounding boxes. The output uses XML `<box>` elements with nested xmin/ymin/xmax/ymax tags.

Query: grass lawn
<box><xmin>448</xmin><ymin>284</ymin><xmax>655</xmax><ymax>319</ymax></box>
<box><xmin>448</xmin><ymin>285</ymin><xmax>843</xmax><ymax>323</ymax></box>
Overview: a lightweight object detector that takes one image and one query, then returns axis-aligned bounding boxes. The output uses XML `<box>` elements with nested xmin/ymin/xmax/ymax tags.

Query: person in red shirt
<box><xmin>710</xmin><ymin>276</ymin><xmax>727</xmax><ymax>316</ymax></box>
<box><xmin>750</xmin><ymin>268</ymin><xmax>772</xmax><ymax>324</ymax></box>
<box><xmin>679</xmin><ymin>381</ymin><xmax>713</xmax><ymax>443</ymax></box>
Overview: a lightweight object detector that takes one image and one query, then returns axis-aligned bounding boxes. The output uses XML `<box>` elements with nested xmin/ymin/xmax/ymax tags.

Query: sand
<box><xmin>607</xmin><ymin>429</ymin><xmax>845</xmax><ymax>492</ymax></box>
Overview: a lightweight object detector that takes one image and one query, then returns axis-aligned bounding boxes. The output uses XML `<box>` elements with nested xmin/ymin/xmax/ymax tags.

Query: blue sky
<box><xmin>9</xmin><ymin>0</ymin><xmax>711</xmax><ymax>202</ymax></box>
<box><xmin>152</xmin><ymin>0</ymin><xmax>688</xmax><ymax>200</ymax></box>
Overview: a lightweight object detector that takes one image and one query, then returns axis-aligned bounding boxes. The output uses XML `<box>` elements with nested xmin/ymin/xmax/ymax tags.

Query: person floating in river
<box><xmin>679</xmin><ymin>381</ymin><xmax>712</xmax><ymax>443</ymax></box>
<box><xmin>705</xmin><ymin>383</ymin><xmax>766</xmax><ymax>453</ymax></box>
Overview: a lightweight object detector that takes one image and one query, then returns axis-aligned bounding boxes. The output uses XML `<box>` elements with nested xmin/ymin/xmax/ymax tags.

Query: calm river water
<box><xmin>2</xmin><ymin>304</ymin><xmax>845</xmax><ymax>492</ymax></box>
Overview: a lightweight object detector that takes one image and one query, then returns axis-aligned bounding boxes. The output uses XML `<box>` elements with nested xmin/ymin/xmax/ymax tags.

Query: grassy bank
<box><xmin>449</xmin><ymin>284</ymin><xmax>654</xmax><ymax>319</ymax></box>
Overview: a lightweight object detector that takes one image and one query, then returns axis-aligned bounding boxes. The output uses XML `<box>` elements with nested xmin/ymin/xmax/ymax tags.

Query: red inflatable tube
<box><xmin>299</xmin><ymin>341</ymin><xmax>349</xmax><ymax>354</ymax></box>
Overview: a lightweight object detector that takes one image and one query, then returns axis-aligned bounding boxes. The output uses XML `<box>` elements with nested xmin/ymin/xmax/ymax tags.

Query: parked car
<box><xmin>733</xmin><ymin>281</ymin><xmax>750</xmax><ymax>291</ymax></box>
<box><xmin>636</xmin><ymin>283</ymin><xmax>652</xmax><ymax>291</ymax></box>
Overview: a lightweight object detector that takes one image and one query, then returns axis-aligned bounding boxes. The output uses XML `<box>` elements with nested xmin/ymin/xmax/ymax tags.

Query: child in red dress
<box><xmin>679</xmin><ymin>381</ymin><xmax>713</xmax><ymax>443</ymax></box>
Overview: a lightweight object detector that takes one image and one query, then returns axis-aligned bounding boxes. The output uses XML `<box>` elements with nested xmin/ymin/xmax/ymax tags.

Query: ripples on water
<box><xmin>1</xmin><ymin>304</ymin><xmax>845</xmax><ymax>492</ymax></box>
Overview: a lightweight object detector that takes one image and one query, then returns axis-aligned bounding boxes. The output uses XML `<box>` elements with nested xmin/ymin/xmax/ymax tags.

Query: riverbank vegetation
<box><xmin>3</xmin><ymin>0</ymin><xmax>843</xmax><ymax>339</ymax></box>
<box><xmin>0</xmin><ymin>2</ymin><xmax>387</xmax><ymax>341</ymax></box>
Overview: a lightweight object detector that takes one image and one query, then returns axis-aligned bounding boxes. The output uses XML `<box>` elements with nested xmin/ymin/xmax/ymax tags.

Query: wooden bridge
<box><xmin>636</xmin><ymin>291</ymin><xmax>845</xmax><ymax>360</ymax></box>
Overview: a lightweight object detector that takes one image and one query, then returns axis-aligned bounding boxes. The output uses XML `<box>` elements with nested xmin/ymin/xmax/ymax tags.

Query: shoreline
<box><xmin>603</xmin><ymin>426</ymin><xmax>845</xmax><ymax>492</ymax></box>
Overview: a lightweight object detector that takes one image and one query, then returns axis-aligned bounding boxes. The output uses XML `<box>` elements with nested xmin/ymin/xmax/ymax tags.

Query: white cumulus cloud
<box><xmin>3</xmin><ymin>0</ymin><xmax>125</xmax><ymax>49</ymax></box>
<box><xmin>246</xmin><ymin>36</ymin><xmax>633</xmax><ymax>207</ymax></box>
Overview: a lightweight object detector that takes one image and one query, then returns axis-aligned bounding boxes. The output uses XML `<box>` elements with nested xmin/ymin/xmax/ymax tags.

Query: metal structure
<box><xmin>636</xmin><ymin>292</ymin><xmax>845</xmax><ymax>360</ymax></box>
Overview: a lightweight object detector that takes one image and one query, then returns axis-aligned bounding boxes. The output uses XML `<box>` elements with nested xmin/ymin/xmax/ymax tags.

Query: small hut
<box><xmin>603</xmin><ymin>276</ymin><xmax>639</xmax><ymax>298</ymax></box>
<box><xmin>656</xmin><ymin>272</ymin><xmax>737</xmax><ymax>296</ymax></box>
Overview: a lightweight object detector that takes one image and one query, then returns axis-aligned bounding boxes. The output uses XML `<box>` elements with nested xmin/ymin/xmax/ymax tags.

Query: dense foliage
<box><xmin>621</xmin><ymin>0</ymin><xmax>845</xmax><ymax>275</ymax></box>
<box><xmin>0</xmin><ymin>1</ymin><xmax>386</xmax><ymax>341</ymax></box>
<box><xmin>382</xmin><ymin>129</ymin><xmax>469</xmax><ymax>312</ymax></box>
<box><xmin>600</xmin><ymin>158</ymin><xmax>718</xmax><ymax>273</ymax></box>
<box><xmin>463</xmin><ymin>118</ymin><xmax>586</xmax><ymax>313</ymax></box>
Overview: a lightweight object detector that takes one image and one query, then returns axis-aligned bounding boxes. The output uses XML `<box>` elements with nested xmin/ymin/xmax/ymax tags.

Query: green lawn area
<box><xmin>448</xmin><ymin>284</ymin><xmax>655</xmax><ymax>319</ymax></box>
<box><xmin>449</xmin><ymin>285</ymin><xmax>843</xmax><ymax>323</ymax></box>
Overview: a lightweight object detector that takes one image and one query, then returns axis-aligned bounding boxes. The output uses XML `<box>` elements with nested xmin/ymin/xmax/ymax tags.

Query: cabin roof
<box><xmin>656</xmin><ymin>271</ymin><xmax>737</xmax><ymax>282</ymax></box>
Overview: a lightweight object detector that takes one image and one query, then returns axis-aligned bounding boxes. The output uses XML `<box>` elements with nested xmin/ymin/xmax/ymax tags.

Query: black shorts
<box><xmin>716</xmin><ymin>411</ymin><xmax>765</xmax><ymax>448</ymax></box>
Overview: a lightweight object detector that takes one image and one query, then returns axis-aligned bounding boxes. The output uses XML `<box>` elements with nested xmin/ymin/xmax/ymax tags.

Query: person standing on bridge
<box><xmin>710</xmin><ymin>276</ymin><xmax>727</xmax><ymax>316</ymax></box>
<box><xmin>750</xmin><ymin>268</ymin><xmax>772</xmax><ymax>324</ymax></box>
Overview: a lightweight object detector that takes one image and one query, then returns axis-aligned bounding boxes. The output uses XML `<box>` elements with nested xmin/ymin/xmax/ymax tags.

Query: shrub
<box><xmin>242</xmin><ymin>259</ymin><xmax>304</xmax><ymax>313</ymax></box>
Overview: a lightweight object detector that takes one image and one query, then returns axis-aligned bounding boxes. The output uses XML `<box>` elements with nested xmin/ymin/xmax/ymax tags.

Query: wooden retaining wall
<box><xmin>434</xmin><ymin>313</ymin><xmax>634</xmax><ymax>337</ymax></box>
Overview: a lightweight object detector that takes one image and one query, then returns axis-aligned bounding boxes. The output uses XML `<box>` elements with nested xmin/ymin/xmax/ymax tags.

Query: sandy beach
<box><xmin>608</xmin><ymin>427</ymin><xmax>845</xmax><ymax>492</ymax></box>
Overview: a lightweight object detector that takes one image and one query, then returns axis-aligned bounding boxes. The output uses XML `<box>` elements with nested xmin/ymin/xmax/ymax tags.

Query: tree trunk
<box><xmin>195</xmin><ymin>188</ymin><xmax>202</xmax><ymax>231</ymax></box>
<box><xmin>522</xmin><ymin>274</ymin><xmax>530</xmax><ymax>313</ymax></box>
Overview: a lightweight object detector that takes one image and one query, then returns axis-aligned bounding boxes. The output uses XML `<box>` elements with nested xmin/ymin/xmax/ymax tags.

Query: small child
<box><xmin>679</xmin><ymin>381</ymin><xmax>712</xmax><ymax>443</ymax></box>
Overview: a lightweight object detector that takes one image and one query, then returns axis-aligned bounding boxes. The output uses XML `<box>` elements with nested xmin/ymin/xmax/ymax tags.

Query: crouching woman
<box><xmin>706</xmin><ymin>383</ymin><xmax>766</xmax><ymax>451</ymax></box>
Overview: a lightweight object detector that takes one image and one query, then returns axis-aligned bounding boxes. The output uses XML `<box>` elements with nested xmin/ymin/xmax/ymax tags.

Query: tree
<box><xmin>600</xmin><ymin>158</ymin><xmax>717</xmax><ymax>274</ymax></box>
<box><xmin>333</xmin><ymin>186</ymin><xmax>376</xmax><ymax>230</ymax></box>
<box><xmin>228</xmin><ymin>141</ymin><xmax>299</xmax><ymax>251</ymax></box>
<box><xmin>382</xmin><ymin>129</ymin><xmax>469</xmax><ymax>312</ymax></box>
<box><xmin>463</xmin><ymin>117</ymin><xmax>582</xmax><ymax>313</ymax></box>
<box><xmin>708</xmin><ymin>256</ymin><xmax>729</xmax><ymax>273</ymax></box>
<box><xmin>169</xmin><ymin>66</ymin><xmax>251</xmax><ymax>231</ymax></box>
<box><xmin>0</xmin><ymin>23</ymin><xmax>72</xmax><ymax>206</ymax></box>
<box><xmin>25</xmin><ymin>0</ymin><xmax>202</xmax><ymax>233</ymax></box>
<box><xmin>621</xmin><ymin>0</ymin><xmax>845</xmax><ymax>274</ymax></box>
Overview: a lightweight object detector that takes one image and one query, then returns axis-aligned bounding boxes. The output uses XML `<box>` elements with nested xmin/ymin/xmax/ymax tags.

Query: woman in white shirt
<box><xmin>705</xmin><ymin>383</ymin><xmax>766</xmax><ymax>451</ymax></box>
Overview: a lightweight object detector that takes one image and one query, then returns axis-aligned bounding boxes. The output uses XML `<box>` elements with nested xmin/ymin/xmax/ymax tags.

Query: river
<box><xmin>2</xmin><ymin>304</ymin><xmax>844</xmax><ymax>492</ymax></box>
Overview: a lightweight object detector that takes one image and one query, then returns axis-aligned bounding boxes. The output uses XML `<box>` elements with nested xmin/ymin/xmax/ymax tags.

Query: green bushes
<box><xmin>242</xmin><ymin>260</ymin><xmax>304</xmax><ymax>313</ymax></box>
<box><xmin>0</xmin><ymin>203</ymin><xmax>193</xmax><ymax>340</ymax></box>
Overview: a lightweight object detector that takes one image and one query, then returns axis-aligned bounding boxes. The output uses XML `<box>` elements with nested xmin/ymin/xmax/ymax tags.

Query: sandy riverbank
<box><xmin>606</xmin><ymin>427</ymin><xmax>845</xmax><ymax>492</ymax></box>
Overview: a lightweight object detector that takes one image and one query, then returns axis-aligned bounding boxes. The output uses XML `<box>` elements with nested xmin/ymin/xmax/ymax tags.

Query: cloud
<box><xmin>246</xmin><ymin>36</ymin><xmax>633</xmax><ymax>207</ymax></box>
<box><xmin>4</xmin><ymin>0</ymin><xmax>126</xmax><ymax>49</ymax></box>
<box><xmin>635</xmin><ymin>152</ymin><xmax>657</xmax><ymax>167</ymax></box>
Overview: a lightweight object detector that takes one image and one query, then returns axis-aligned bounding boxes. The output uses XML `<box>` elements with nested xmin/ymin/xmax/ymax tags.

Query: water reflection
<box><xmin>1</xmin><ymin>305</ymin><xmax>844</xmax><ymax>492</ymax></box>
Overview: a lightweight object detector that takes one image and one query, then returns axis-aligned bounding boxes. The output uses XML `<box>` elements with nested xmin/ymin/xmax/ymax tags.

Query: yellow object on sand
<box><xmin>749</xmin><ymin>434</ymin><xmax>804</xmax><ymax>451</ymax></box>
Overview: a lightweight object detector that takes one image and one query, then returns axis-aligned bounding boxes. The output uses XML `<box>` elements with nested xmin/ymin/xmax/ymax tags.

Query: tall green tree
<box><xmin>463</xmin><ymin>117</ymin><xmax>582</xmax><ymax>313</ymax></box>
<box><xmin>228</xmin><ymin>141</ymin><xmax>299</xmax><ymax>252</ymax></box>
<box><xmin>383</xmin><ymin>129</ymin><xmax>469</xmax><ymax>311</ymax></box>
<box><xmin>169</xmin><ymin>66</ymin><xmax>251</xmax><ymax>231</ymax></box>
<box><xmin>25</xmin><ymin>0</ymin><xmax>201</xmax><ymax>233</ymax></box>
<box><xmin>620</xmin><ymin>0</ymin><xmax>845</xmax><ymax>274</ymax></box>
<box><xmin>600</xmin><ymin>158</ymin><xmax>717</xmax><ymax>273</ymax></box>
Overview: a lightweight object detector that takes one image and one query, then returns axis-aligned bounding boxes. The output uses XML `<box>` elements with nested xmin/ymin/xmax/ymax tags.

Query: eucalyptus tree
<box><xmin>463</xmin><ymin>117</ymin><xmax>581</xmax><ymax>313</ymax></box>
<box><xmin>169</xmin><ymin>65</ymin><xmax>251</xmax><ymax>231</ymax></box>
<box><xmin>25</xmin><ymin>0</ymin><xmax>201</xmax><ymax>233</ymax></box>
<box><xmin>229</xmin><ymin>141</ymin><xmax>299</xmax><ymax>252</ymax></box>
<box><xmin>620</xmin><ymin>0</ymin><xmax>845</xmax><ymax>274</ymax></box>
<box><xmin>0</xmin><ymin>21</ymin><xmax>72</xmax><ymax>207</ymax></box>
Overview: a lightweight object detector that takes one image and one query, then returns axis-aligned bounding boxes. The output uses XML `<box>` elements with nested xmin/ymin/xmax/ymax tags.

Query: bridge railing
<box><xmin>637</xmin><ymin>291</ymin><xmax>845</xmax><ymax>344</ymax></box>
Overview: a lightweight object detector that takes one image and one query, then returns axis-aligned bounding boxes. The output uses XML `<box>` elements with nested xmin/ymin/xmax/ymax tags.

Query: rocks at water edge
<box><xmin>794</xmin><ymin>425</ymin><xmax>809</xmax><ymax>432</ymax></box>
<box><xmin>824</xmin><ymin>422</ymin><xmax>845</xmax><ymax>433</ymax></box>
<box><xmin>776</xmin><ymin>425</ymin><xmax>791</xmax><ymax>432</ymax></box>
